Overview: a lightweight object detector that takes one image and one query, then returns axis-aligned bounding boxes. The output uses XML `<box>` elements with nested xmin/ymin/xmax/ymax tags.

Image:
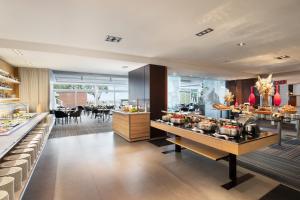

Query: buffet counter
<box><xmin>112</xmin><ymin>111</ymin><xmax>150</xmax><ymax>142</ymax></box>
<box><xmin>151</xmin><ymin>120</ymin><xmax>278</xmax><ymax>189</ymax></box>
<box><xmin>0</xmin><ymin>112</ymin><xmax>49</xmax><ymax>159</ymax></box>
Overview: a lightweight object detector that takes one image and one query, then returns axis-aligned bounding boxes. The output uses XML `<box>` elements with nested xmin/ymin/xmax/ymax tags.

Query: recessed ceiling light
<box><xmin>195</xmin><ymin>28</ymin><xmax>214</xmax><ymax>37</ymax></box>
<box><xmin>105</xmin><ymin>35</ymin><xmax>122</xmax><ymax>43</ymax></box>
<box><xmin>237</xmin><ymin>42</ymin><xmax>246</xmax><ymax>46</ymax></box>
<box><xmin>122</xmin><ymin>66</ymin><xmax>129</xmax><ymax>69</ymax></box>
<box><xmin>275</xmin><ymin>55</ymin><xmax>290</xmax><ymax>60</ymax></box>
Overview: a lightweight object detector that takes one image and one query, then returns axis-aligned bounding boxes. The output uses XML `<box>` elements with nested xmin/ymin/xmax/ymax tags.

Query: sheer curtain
<box><xmin>19</xmin><ymin>68</ymin><xmax>50</xmax><ymax>112</ymax></box>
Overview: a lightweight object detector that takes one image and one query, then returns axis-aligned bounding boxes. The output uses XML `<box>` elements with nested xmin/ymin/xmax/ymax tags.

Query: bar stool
<box><xmin>15</xmin><ymin>144</ymin><xmax>38</xmax><ymax>160</ymax></box>
<box><xmin>3</xmin><ymin>154</ymin><xmax>31</xmax><ymax>170</ymax></box>
<box><xmin>33</xmin><ymin>127</ymin><xmax>47</xmax><ymax>133</ymax></box>
<box><xmin>19</xmin><ymin>140</ymin><xmax>40</xmax><ymax>151</ymax></box>
<box><xmin>22</xmin><ymin>137</ymin><xmax>42</xmax><ymax>150</ymax></box>
<box><xmin>25</xmin><ymin>134</ymin><xmax>43</xmax><ymax>140</ymax></box>
<box><xmin>24</xmin><ymin>136</ymin><xmax>43</xmax><ymax>149</ymax></box>
<box><xmin>30</xmin><ymin>130</ymin><xmax>45</xmax><ymax>138</ymax></box>
<box><xmin>0</xmin><ymin>190</ymin><xmax>9</xmax><ymax>200</ymax></box>
<box><xmin>0</xmin><ymin>177</ymin><xmax>14</xmax><ymax>200</ymax></box>
<box><xmin>0</xmin><ymin>167</ymin><xmax>22</xmax><ymax>191</ymax></box>
<box><xmin>29</xmin><ymin>132</ymin><xmax>45</xmax><ymax>142</ymax></box>
<box><xmin>36</xmin><ymin>123</ymin><xmax>49</xmax><ymax>131</ymax></box>
<box><xmin>10</xmin><ymin>148</ymin><xmax>35</xmax><ymax>167</ymax></box>
<box><xmin>0</xmin><ymin>160</ymin><xmax>28</xmax><ymax>181</ymax></box>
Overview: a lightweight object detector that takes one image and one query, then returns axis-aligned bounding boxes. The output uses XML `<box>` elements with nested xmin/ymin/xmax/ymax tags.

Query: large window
<box><xmin>52</xmin><ymin>83</ymin><xmax>128</xmax><ymax>108</ymax></box>
<box><xmin>50</xmin><ymin>71</ymin><xmax>129</xmax><ymax>109</ymax></box>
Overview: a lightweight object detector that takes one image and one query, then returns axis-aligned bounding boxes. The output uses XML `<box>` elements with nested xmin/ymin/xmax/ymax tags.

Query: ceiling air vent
<box><xmin>196</xmin><ymin>28</ymin><xmax>214</xmax><ymax>37</ymax></box>
<box><xmin>105</xmin><ymin>35</ymin><xmax>122</xmax><ymax>43</ymax></box>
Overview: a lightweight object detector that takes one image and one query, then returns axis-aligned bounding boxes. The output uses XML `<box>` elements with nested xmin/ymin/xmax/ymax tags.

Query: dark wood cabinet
<box><xmin>129</xmin><ymin>64</ymin><xmax>167</xmax><ymax>138</ymax></box>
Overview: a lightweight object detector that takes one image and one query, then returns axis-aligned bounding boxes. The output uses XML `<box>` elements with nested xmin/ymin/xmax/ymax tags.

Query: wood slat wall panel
<box><xmin>112</xmin><ymin>112</ymin><xmax>150</xmax><ymax>142</ymax></box>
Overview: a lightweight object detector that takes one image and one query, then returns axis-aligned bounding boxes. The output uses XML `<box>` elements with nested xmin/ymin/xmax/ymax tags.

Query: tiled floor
<box><xmin>23</xmin><ymin>131</ymin><xmax>281</xmax><ymax>200</ymax></box>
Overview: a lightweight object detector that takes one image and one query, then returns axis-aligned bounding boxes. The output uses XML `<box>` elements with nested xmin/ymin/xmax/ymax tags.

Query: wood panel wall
<box><xmin>128</xmin><ymin>64</ymin><xmax>167</xmax><ymax>138</ymax></box>
<box><xmin>226</xmin><ymin>78</ymin><xmax>260</xmax><ymax>105</ymax></box>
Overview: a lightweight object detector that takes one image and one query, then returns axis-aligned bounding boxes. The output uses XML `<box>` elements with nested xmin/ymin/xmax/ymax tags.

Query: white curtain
<box><xmin>19</xmin><ymin>68</ymin><xmax>50</xmax><ymax>112</ymax></box>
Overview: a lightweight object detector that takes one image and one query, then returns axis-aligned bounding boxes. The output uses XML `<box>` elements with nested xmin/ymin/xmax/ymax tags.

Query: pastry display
<box><xmin>280</xmin><ymin>105</ymin><xmax>297</xmax><ymax>114</ymax></box>
<box><xmin>0</xmin><ymin>113</ymin><xmax>36</xmax><ymax>136</ymax></box>
<box><xmin>212</xmin><ymin>103</ymin><xmax>230</xmax><ymax>110</ymax></box>
<box><xmin>255</xmin><ymin>107</ymin><xmax>273</xmax><ymax>115</ymax></box>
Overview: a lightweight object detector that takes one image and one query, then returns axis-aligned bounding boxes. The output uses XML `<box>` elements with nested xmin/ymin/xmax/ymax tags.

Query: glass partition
<box><xmin>168</xmin><ymin>75</ymin><xmax>226</xmax><ymax>118</ymax></box>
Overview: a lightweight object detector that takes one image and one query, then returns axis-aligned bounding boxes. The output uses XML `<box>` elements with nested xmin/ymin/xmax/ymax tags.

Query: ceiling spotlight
<box><xmin>275</xmin><ymin>55</ymin><xmax>290</xmax><ymax>60</ymax></box>
<box><xmin>105</xmin><ymin>35</ymin><xmax>122</xmax><ymax>43</ymax></box>
<box><xmin>237</xmin><ymin>42</ymin><xmax>246</xmax><ymax>46</ymax></box>
<box><xmin>195</xmin><ymin>28</ymin><xmax>214</xmax><ymax>37</ymax></box>
<box><xmin>122</xmin><ymin>66</ymin><xmax>129</xmax><ymax>69</ymax></box>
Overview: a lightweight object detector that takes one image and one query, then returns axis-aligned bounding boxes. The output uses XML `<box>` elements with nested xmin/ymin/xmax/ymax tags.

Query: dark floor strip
<box><xmin>259</xmin><ymin>184</ymin><xmax>300</xmax><ymax>200</ymax></box>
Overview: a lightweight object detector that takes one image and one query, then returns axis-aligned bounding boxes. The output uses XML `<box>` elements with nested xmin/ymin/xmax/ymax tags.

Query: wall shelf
<box><xmin>0</xmin><ymin>74</ymin><xmax>20</xmax><ymax>84</ymax></box>
<box><xmin>0</xmin><ymin>86</ymin><xmax>12</xmax><ymax>91</ymax></box>
<box><xmin>0</xmin><ymin>98</ymin><xmax>20</xmax><ymax>102</ymax></box>
<box><xmin>0</xmin><ymin>69</ymin><xmax>9</xmax><ymax>75</ymax></box>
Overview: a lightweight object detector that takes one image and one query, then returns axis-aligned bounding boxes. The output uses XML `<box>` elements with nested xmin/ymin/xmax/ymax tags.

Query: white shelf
<box><xmin>0</xmin><ymin>74</ymin><xmax>20</xmax><ymax>84</ymax></box>
<box><xmin>0</xmin><ymin>98</ymin><xmax>20</xmax><ymax>102</ymax></box>
<box><xmin>0</xmin><ymin>69</ymin><xmax>9</xmax><ymax>75</ymax></box>
<box><xmin>0</xmin><ymin>86</ymin><xmax>12</xmax><ymax>91</ymax></box>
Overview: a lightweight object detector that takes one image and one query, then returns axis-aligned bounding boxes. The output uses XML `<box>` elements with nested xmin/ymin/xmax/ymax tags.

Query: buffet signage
<box><xmin>274</xmin><ymin>80</ymin><xmax>287</xmax><ymax>85</ymax></box>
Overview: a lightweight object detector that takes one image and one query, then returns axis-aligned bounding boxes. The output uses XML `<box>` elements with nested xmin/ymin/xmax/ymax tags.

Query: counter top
<box><xmin>0</xmin><ymin>112</ymin><xmax>48</xmax><ymax>159</ymax></box>
<box><xmin>151</xmin><ymin>120</ymin><xmax>278</xmax><ymax>155</ymax></box>
<box><xmin>112</xmin><ymin>110</ymin><xmax>150</xmax><ymax>115</ymax></box>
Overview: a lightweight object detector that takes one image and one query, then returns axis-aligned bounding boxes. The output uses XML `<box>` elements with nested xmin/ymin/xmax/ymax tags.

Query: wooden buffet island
<box><xmin>112</xmin><ymin>111</ymin><xmax>150</xmax><ymax>142</ymax></box>
<box><xmin>151</xmin><ymin>120</ymin><xmax>278</xmax><ymax>189</ymax></box>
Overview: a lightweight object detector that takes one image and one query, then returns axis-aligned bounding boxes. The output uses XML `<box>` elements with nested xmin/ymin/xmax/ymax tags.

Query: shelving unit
<box><xmin>0</xmin><ymin>67</ymin><xmax>20</xmax><ymax>103</ymax></box>
<box><xmin>0</xmin><ymin>86</ymin><xmax>12</xmax><ymax>91</ymax></box>
<box><xmin>0</xmin><ymin>69</ymin><xmax>9</xmax><ymax>75</ymax></box>
<box><xmin>0</xmin><ymin>98</ymin><xmax>20</xmax><ymax>102</ymax></box>
<box><xmin>0</xmin><ymin>74</ymin><xmax>20</xmax><ymax>84</ymax></box>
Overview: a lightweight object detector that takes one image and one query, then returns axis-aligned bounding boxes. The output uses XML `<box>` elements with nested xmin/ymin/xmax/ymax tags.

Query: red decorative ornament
<box><xmin>248</xmin><ymin>86</ymin><xmax>256</xmax><ymax>106</ymax></box>
<box><xmin>274</xmin><ymin>84</ymin><xmax>281</xmax><ymax>106</ymax></box>
<box><xmin>234</xmin><ymin>100</ymin><xmax>239</xmax><ymax>108</ymax></box>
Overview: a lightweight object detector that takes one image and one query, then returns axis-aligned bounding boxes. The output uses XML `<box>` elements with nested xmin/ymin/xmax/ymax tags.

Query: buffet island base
<box><xmin>112</xmin><ymin>111</ymin><xmax>150</xmax><ymax>142</ymax></box>
<box><xmin>151</xmin><ymin>120</ymin><xmax>278</xmax><ymax>190</ymax></box>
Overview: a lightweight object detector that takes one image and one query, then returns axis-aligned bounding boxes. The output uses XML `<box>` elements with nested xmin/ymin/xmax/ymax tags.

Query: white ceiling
<box><xmin>0</xmin><ymin>0</ymin><xmax>300</xmax><ymax>80</ymax></box>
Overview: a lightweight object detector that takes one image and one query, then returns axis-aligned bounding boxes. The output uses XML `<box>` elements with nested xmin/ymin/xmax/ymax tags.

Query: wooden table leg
<box><xmin>175</xmin><ymin>136</ymin><xmax>182</xmax><ymax>152</ymax></box>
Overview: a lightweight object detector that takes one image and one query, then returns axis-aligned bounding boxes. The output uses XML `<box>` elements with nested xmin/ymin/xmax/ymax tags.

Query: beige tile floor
<box><xmin>23</xmin><ymin>132</ymin><xmax>279</xmax><ymax>200</ymax></box>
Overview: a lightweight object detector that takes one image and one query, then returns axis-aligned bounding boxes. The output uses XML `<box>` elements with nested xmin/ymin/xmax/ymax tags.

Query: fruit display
<box><xmin>219</xmin><ymin>125</ymin><xmax>239</xmax><ymax>136</ymax></box>
<box><xmin>170</xmin><ymin>114</ymin><xmax>185</xmax><ymax>124</ymax></box>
